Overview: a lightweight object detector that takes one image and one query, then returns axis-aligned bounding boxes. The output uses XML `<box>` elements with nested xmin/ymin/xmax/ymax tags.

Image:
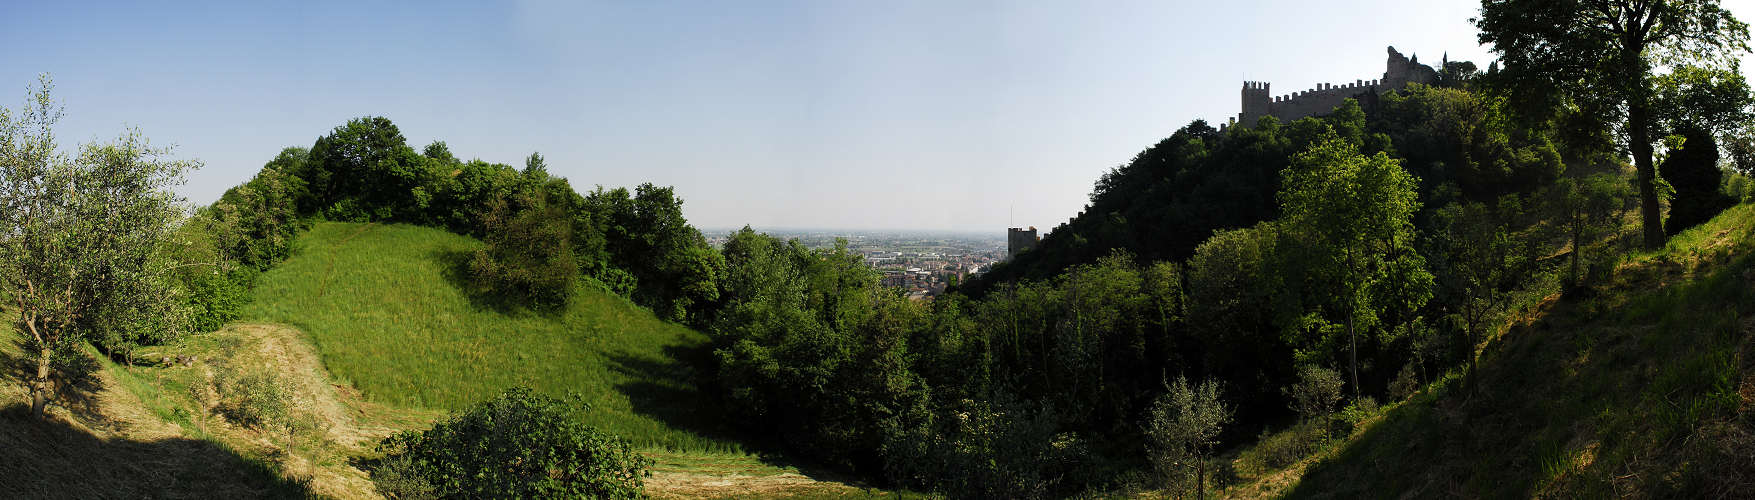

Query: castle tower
<box><xmin>1007</xmin><ymin>226</ymin><xmax>1038</xmax><ymax>260</ymax></box>
<box><xmin>1238</xmin><ymin>81</ymin><xmax>1272</xmax><ymax>127</ymax></box>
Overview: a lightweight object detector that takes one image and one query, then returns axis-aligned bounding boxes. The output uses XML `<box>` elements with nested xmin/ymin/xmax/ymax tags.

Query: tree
<box><xmin>1433</xmin><ymin>198</ymin><xmax>1535</xmax><ymax>379</ymax></box>
<box><xmin>211</xmin><ymin>147</ymin><xmax>305</xmax><ymax>270</ymax></box>
<box><xmin>1661</xmin><ymin>125</ymin><xmax>1729</xmax><ymax>233</ymax></box>
<box><xmin>0</xmin><ymin>76</ymin><xmax>196</xmax><ymax>417</ymax></box>
<box><xmin>1279</xmin><ymin>138</ymin><xmax>1427</xmax><ymax>398</ymax></box>
<box><xmin>1145</xmin><ymin>376</ymin><xmax>1231</xmax><ymax>500</ymax></box>
<box><xmin>470</xmin><ymin>187</ymin><xmax>577</xmax><ymax>308</ymax></box>
<box><xmin>1285</xmin><ymin>365</ymin><xmax>1344</xmax><ymax>423</ymax></box>
<box><xmin>1476</xmin><ymin>0</ymin><xmax>1751</xmax><ymax>249</ymax></box>
<box><xmin>1553</xmin><ymin>175</ymin><xmax>1636</xmax><ymax>289</ymax></box>
<box><xmin>295</xmin><ymin>116</ymin><xmax>431</xmax><ymax>221</ymax></box>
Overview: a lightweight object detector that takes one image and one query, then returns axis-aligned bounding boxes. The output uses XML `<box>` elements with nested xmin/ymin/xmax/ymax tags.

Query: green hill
<box><xmin>1223</xmin><ymin>202</ymin><xmax>1755</xmax><ymax>498</ymax></box>
<box><xmin>243</xmin><ymin>221</ymin><xmax>736</xmax><ymax>452</ymax></box>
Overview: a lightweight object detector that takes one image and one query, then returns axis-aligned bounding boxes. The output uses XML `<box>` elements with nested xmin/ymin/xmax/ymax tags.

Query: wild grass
<box><xmin>243</xmin><ymin>222</ymin><xmax>742</xmax><ymax>453</ymax></box>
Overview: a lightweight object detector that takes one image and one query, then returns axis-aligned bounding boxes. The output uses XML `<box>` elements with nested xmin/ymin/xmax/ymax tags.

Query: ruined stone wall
<box><xmin>1230</xmin><ymin>46</ymin><xmax>1437</xmax><ymax>129</ymax></box>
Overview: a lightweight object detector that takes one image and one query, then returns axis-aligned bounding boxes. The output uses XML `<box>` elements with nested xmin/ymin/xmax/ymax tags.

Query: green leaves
<box><xmin>370</xmin><ymin>387</ymin><xmax>651</xmax><ymax>499</ymax></box>
<box><xmin>0</xmin><ymin>75</ymin><xmax>196</xmax><ymax>413</ymax></box>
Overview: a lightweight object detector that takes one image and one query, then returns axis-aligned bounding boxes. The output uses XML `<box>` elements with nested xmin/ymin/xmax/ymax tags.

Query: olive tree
<box><xmin>0</xmin><ymin>76</ymin><xmax>195</xmax><ymax>418</ymax></box>
<box><xmin>1145</xmin><ymin>376</ymin><xmax>1232</xmax><ymax>500</ymax></box>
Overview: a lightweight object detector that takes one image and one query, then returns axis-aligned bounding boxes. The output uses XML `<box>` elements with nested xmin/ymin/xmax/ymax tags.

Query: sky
<box><xmin>3</xmin><ymin>0</ymin><xmax>1753</xmax><ymax>233</ymax></box>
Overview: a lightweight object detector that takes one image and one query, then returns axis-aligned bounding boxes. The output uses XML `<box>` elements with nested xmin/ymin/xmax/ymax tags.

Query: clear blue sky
<box><xmin>4</xmin><ymin>1</ymin><xmax>1751</xmax><ymax>232</ymax></box>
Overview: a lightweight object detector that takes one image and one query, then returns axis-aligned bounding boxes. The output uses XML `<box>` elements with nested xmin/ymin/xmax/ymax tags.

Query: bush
<box><xmin>1388</xmin><ymin>363</ymin><xmax>1420</xmax><ymax>401</ymax></box>
<box><xmin>217</xmin><ymin>369</ymin><xmax>290</xmax><ymax>429</ymax></box>
<box><xmin>1241</xmin><ymin>422</ymin><xmax>1327</xmax><ymax>472</ymax></box>
<box><xmin>368</xmin><ymin>387</ymin><xmax>650</xmax><ymax>499</ymax></box>
<box><xmin>886</xmin><ymin>397</ymin><xmax>1086</xmax><ymax>500</ymax></box>
<box><xmin>469</xmin><ymin>191</ymin><xmax>577</xmax><ymax>308</ymax></box>
<box><xmin>1286</xmin><ymin>365</ymin><xmax>1344</xmax><ymax>422</ymax></box>
<box><xmin>185</xmin><ymin>267</ymin><xmax>253</xmax><ymax>333</ymax></box>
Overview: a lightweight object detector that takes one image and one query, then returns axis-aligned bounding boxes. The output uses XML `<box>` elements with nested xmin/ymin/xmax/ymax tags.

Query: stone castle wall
<box><xmin>1231</xmin><ymin>46</ymin><xmax>1438</xmax><ymax>129</ymax></box>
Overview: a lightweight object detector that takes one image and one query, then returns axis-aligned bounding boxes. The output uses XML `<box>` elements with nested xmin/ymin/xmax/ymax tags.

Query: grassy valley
<box><xmin>243</xmin><ymin>221</ymin><xmax>733</xmax><ymax>452</ymax></box>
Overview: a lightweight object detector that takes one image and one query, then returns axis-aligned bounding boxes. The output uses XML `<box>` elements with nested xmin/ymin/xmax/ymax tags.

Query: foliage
<box><xmin>1144</xmin><ymin>376</ymin><xmax>1231</xmax><ymax>497</ymax></box>
<box><xmin>1550</xmin><ymin>174</ymin><xmax>1636</xmax><ymax>289</ymax></box>
<box><xmin>293</xmin><ymin>116</ymin><xmax>434</xmax><ymax>221</ymax></box>
<box><xmin>215</xmin><ymin>368</ymin><xmax>291</xmax><ymax>429</ymax></box>
<box><xmin>0</xmin><ymin>76</ymin><xmax>196</xmax><ymax>416</ymax></box>
<box><xmin>1371</xmin><ymin>84</ymin><xmax>1563</xmax><ymax>200</ymax></box>
<box><xmin>1476</xmin><ymin>0</ymin><xmax>1751</xmax><ymax>248</ymax></box>
<box><xmin>211</xmin><ymin>148</ymin><xmax>306</xmax><ymax>271</ymax></box>
<box><xmin>1286</xmin><ymin>365</ymin><xmax>1344</xmax><ymax>423</ymax></box>
<box><xmin>369</xmin><ymin>387</ymin><xmax>651</xmax><ymax>499</ymax></box>
<box><xmin>1278</xmin><ymin>137</ymin><xmax>1428</xmax><ymax>396</ymax></box>
<box><xmin>585</xmin><ymin>184</ymin><xmax>724</xmax><ymax>323</ymax></box>
<box><xmin>1431</xmin><ymin>197</ymin><xmax>1540</xmax><ymax>379</ymax></box>
<box><xmin>469</xmin><ymin>188</ymin><xmax>577</xmax><ymax>308</ymax></box>
<box><xmin>1663</xmin><ymin>126</ymin><xmax>1734</xmax><ymax>234</ymax></box>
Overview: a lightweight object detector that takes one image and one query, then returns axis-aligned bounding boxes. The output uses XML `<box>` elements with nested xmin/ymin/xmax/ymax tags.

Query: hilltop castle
<box><xmin>1228</xmin><ymin>46</ymin><xmax>1438</xmax><ymax>129</ymax></box>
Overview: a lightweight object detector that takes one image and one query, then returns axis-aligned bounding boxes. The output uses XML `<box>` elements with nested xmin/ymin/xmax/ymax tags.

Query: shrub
<box><xmin>1286</xmin><ymin>365</ymin><xmax>1344</xmax><ymax>422</ymax></box>
<box><xmin>217</xmin><ymin>369</ymin><xmax>290</xmax><ymax>429</ymax></box>
<box><xmin>1388</xmin><ymin>363</ymin><xmax>1420</xmax><ymax>401</ymax></box>
<box><xmin>368</xmin><ymin>387</ymin><xmax>650</xmax><ymax>499</ymax></box>
<box><xmin>887</xmin><ymin>397</ymin><xmax>1085</xmax><ymax>500</ymax></box>
<box><xmin>185</xmin><ymin>267</ymin><xmax>253</xmax><ymax>333</ymax></box>
<box><xmin>469</xmin><ymin>190</ymin><xmax>577</xmax><ymax>308</ymax></box>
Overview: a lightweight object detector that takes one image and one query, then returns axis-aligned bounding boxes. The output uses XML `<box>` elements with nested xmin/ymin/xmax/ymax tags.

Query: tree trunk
<box><xmin>1626</xmin><ymin>53</ymin><xmax>1665</xmax><ymax>249</ymax></box>
<box><xmin>1197</xmin><ymin>459</ymin><xmax>1206</xmax><ymax>500</ymax></box>
<box><xmin>1348</xmin><ymin>308</ymin><xmax>1359</xmax><ymax>400</ymax></box>
<box><xmin>30</xmin><ymin>343</ymin><xmax>52</xmax><ymax>418</ymax></box>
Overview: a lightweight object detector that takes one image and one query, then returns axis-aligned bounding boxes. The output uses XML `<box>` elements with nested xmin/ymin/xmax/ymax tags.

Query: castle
<box><xmin>1007</xmin><ymin>226</ymin><xmax>1038</xmax><ymax>260</ymax></box>
<box><xmin>1228</xmin><ymin>46</ymin><xmax>1438</xmax><ymax>129</ymax></box>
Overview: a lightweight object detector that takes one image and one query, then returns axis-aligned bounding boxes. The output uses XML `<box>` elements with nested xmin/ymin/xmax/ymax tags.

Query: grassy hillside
<box><xmin>1222</xmin><ymin>202</ymin><xmax>1755</xmax><ymax>498</ymax></box>
<box><xmin>243</xmin><ymin>222</ymin><xmax>737</xmax><ymax>452</ymax></box>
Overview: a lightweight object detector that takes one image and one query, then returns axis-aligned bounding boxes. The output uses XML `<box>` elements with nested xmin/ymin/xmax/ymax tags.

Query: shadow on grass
<box><xmin>0</xmin><ymin>402</ymin><xmax>310</xmax><ymax>498</ymax></box>
<box><xmin>431</xmin><ymin>247</ymin><xmax>567</xmax><ymax>318</ymax></box>
<box><xmin>604</xmin><ymin>345</ymin><xmax>887</xmax><ymax>491</ymax></box>
<box><xmin>0</xmin><ymin>339</ymin><xmax>104</xmax><ymax>427</ymax></box>
<box><xmin>1283</xmin><ymin>252</ymin><xmax>1755</xmax><ymax>499</ymax></box>
<box><xmin>604</xmin><ymin>343</ymin><xmax>743</xmax><ymax>446</ymax></box>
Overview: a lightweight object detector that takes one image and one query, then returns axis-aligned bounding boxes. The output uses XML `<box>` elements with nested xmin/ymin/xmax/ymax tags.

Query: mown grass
<box><xmin>1259</xmin><ymin>202</ymin><xmax>1755</xmax><ymax>498</ymax></box>
<box><xmin>244</xmin><ymin>222</ymin><xmax>742</xmax><ymax>453</ymax></box>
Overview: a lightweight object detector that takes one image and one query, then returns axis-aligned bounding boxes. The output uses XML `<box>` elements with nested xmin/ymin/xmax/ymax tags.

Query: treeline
<box><xmin>685</xmin><ymin>61</ymin><xmax>1755</xmax><ymax>497</ymax></box>
<box><xmin>148</xmin><ymin>117</ymin><xmax>729</xmax><ymax>350</ymax></box>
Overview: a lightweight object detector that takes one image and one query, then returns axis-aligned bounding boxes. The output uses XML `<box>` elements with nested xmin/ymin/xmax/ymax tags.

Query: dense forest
<box><xmin>5</xmin><ymin>1</ymin><xmax>1755</xmax><ymax>498</ymax></box>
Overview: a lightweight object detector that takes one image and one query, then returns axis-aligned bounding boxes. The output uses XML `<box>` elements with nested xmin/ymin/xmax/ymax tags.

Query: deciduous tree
<box><xmin>1279</xmin><ymin>138</ymin><xmax>1427</xmax><ymax>398</ymax></box>
<box><xmin>1476</xmin><ymin>0</ymin><xmax>1750</xmax><ymax>248</ymax></box>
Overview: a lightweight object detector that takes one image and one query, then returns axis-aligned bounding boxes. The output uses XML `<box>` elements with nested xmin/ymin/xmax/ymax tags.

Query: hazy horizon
<box><xmin>5</xmin><ymin>0</ymin><xmax>1752</xmax><ymax>232</ymax></box>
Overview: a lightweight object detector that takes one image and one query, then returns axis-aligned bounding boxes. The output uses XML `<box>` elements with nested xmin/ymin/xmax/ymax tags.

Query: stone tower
<box><xmin>1239</xmin><ymin>81</ymin><xmax>1272</xmax><ymax>127</ymax></box>
<box><xmin>1007</xmin><ymin>226</ymin><xmax>1038</xmax><ymax>260</ymax></box>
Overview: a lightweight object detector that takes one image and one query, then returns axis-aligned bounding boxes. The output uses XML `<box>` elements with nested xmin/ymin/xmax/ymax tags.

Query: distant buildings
<box><xmin>1007</xmin><ymin>226</ymin><xmax>1038</xmax><ymax>260</ymax></box>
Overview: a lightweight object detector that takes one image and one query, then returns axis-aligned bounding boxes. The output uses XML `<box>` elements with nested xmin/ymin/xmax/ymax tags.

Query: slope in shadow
<box><xmin>0</xmin><ymin>403</ymin><xmax>310</xmax><ymax>499</ymax></box>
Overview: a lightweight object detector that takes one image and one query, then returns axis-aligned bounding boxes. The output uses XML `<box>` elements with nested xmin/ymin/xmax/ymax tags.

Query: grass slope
<box><xmin>244</xmin><ymin>222</ymin><xmax>737</xmax><ymax>452</ymax></box>
<box><xmin>1240</xmin><ymin>203</ymin><xmax>1755</xmax><ymax>498</ymax></box>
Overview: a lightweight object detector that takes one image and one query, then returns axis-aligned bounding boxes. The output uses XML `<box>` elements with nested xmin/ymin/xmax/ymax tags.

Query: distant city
<box><xmin>703</xmin><ymin>227</ymin><xmax>1016</xmax><ymax>300</ymax></box>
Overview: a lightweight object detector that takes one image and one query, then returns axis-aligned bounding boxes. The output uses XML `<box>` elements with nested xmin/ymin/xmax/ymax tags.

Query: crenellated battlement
<box><xmin>1227</xmin><ymin>46</ymin><xmax>1438</xmax><ymax>130</ymax></box>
